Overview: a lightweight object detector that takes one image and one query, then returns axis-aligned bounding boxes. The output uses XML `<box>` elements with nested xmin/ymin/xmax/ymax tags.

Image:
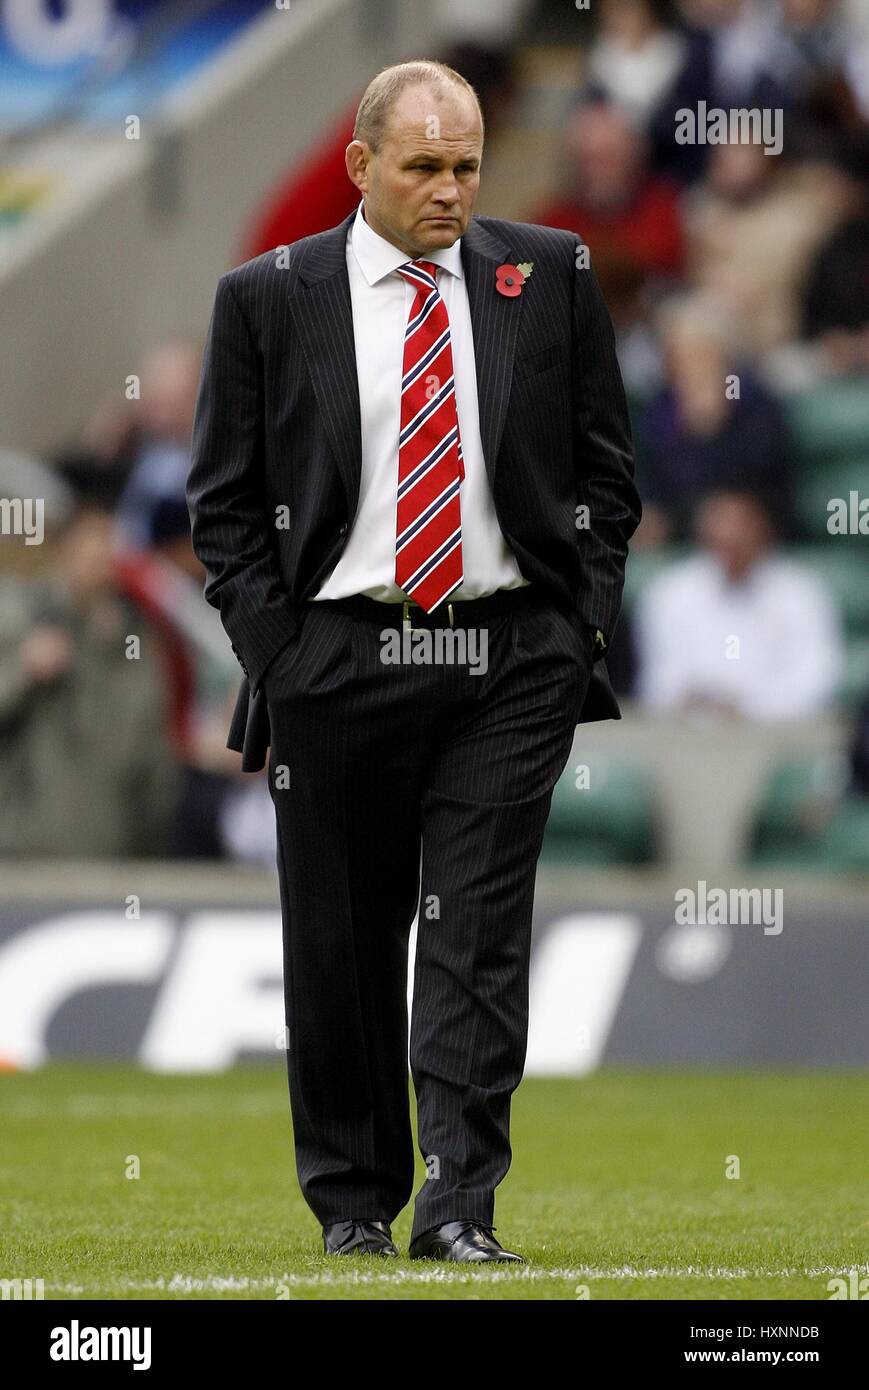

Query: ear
<box><xmin>345</xmin><ymin>140</ymin><xmax>369</xmax><ymax>193</ymax></box>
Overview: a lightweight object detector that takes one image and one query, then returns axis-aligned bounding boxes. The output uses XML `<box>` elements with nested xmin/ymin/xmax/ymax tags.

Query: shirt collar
<box><xmin>349</xmin><ymin>198</ymin><xmax>463</xmax><ymax>286</ymax></box>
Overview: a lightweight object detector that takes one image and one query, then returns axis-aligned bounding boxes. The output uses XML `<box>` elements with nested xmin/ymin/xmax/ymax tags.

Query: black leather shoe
<box><xmin>322</xmin><ymin>1219</ymin><xmax>398</xmax><ymax>1256</ymax></box>
<box><xmin>409</xmin><ymin>1221</ymin><xmax>525</xmax><ymax>1263</ymax></box>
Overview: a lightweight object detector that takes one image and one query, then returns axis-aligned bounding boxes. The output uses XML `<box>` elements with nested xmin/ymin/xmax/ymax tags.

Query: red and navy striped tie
<box><xmin>394</xmin><ymin>259</ymin><xmax>464</xmax><ymax>612</ymax></box>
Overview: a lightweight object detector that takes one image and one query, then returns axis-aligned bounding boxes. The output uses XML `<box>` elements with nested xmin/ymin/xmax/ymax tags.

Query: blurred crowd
<box><xmin>1</xmin><ymin>0</ymin><xmax>868</xmax><ymax>861</ymax></box>
<box><xmin>0</xmin><ymin>342</ymin><xmax>277</xmax><ymax>863</ymax></box>
<box><xmin>530</xmin><ymin>0</ymin><xmax>869</xmax><ymax>726</ymax></box>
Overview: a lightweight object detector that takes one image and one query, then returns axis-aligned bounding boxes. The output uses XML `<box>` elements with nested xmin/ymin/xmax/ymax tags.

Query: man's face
<box><xmin>567</xmin><ymin>104</ymin><xmax>642</xmax><ymax>212</ymax></box>
<box><xmin>697</xmin><ymin>494</ymin><xmax>773</xmax><ymax>580</ymax></box>
<box><xmin>346</xmin><ymin>83</ymin><xmax>482</xmax><ymax>257</ymax></box>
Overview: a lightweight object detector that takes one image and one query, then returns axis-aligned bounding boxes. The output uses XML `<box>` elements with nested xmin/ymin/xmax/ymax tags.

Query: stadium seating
<box><xmin>784</xmin><ymin>382</ymin><xmax>869</xmax><ymax>542</ymax></box>
<box><xmin>794</xmin><ymin>545</ymin><xmax>869</xmax><ymax>636</ymax></box>
<box><xmin>746</xmin><ymin>752</ymin><xmax>869</xmax><ymax>871</ymax></box>
<box><xmin>541</xmin><ymin>754</ymin><xmax>658</xmax><ymax>864</ymax></box>
<box><xmin>794</xmin><ymin>459</ymin><xmax>869</xmax><ymax>541</ymax></box>
<box><xmin>784</xmin><ymin>380</ymin><xmax>869</xmax><ymax>465</ymax></box>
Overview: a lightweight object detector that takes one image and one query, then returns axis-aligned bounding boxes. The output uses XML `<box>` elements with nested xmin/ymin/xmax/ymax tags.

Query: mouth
<box><xmin>425</xmin><ymin>216</ymin><xmax>458</xmax><ymax>223</ymax></box>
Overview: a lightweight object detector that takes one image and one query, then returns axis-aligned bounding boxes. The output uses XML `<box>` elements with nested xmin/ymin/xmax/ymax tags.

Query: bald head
<box><xmin>353</xmin><ymin>59</ymin><xmax>483</xmax><ymax>152</ymax></box>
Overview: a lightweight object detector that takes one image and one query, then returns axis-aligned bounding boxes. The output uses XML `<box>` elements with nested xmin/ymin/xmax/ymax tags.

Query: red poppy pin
<box><xmin>495</xmin><ymin>261</ymin><xmax>533</xmax><ymax>297</ymax></box>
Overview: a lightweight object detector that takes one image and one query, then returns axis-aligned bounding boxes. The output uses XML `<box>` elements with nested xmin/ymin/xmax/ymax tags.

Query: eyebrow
<box><xmin>404</xmin><ymin>153</ymin><xmax>480</xmax><ymax>168</ymax></box>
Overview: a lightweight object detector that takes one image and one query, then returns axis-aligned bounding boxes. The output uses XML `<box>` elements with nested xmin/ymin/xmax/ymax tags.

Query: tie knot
<box><xmin>399</xmin><ymin>259</ymin><xmax>438</xmax><ymax>289</ymax></box>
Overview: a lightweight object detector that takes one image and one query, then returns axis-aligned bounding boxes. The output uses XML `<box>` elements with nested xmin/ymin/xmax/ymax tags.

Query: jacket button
<box><xmin>338</xmin><ymin>523</ymin><xmax>348</xmax><ymax>536</ymax></box>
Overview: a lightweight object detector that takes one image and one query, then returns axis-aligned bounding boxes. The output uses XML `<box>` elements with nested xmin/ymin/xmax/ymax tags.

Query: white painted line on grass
<box><xmin>46</xmin><ymin>1264</ymin><xmax>869</xmax><ymax>1295</ymax></box>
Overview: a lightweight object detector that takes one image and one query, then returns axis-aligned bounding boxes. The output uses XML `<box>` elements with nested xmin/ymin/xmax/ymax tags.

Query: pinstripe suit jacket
<box><xmin>187</xmin><ymin>208</ymin><xmax>641</xmax><ymax>771</ymax></box>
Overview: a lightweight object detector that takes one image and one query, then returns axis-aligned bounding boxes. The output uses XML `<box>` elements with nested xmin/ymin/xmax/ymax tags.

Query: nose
<box><xmin>434</xmin><ymin>182</ymin><xmax>458</xmax><ymax>207</ymax></box>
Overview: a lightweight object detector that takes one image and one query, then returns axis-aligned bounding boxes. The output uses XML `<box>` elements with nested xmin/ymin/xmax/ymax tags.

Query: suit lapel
<box><xmin>289</xmin><ymin>209</ymin><xmax>522</xmax><ymax>517</ymax></box>
<box><xmin>289</xmin><ymin>211</ymin><xmax>362</xmax><ymax>516</ymax></box>
<box><xmin>460</xmin><ymin>217</ymin><xmax>523</xmax><ymax>489</ymax></box>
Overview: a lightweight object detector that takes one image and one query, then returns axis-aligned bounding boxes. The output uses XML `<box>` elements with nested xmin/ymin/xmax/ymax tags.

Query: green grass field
<box><xmin>1</xmin><ymin>1064</ymin><xmax>866</xmax><ymax>1301</ymax></box>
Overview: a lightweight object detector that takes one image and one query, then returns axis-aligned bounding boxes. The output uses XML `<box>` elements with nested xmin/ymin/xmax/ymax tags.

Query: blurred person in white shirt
<box><xmin>635</xmin><ymin>488</ymin><xmax>844</xmax><ymax>718</ymax></box>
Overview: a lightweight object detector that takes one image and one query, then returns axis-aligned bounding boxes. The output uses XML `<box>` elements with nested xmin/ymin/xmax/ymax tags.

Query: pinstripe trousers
<box><xmin>264</xmin><ymin>589</ymin><xmax>593</xmax><ymax>1240</ymax></box>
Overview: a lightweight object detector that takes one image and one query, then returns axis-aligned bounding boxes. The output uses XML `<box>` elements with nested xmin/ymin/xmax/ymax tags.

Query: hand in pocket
<box><xmin>261</xmin><ymin>630</ymin><xmax>302</xmax><ymax>700</ymax></box>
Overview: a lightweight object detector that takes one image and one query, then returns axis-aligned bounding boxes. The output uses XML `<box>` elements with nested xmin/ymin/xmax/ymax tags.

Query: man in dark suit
<box><xmin>187</xmin><ymin>59</ymin><xmax>640</xmax><ymax>1264</ymax></box>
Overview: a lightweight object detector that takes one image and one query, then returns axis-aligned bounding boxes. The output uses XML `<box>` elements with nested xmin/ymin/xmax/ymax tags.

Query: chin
<box><xmin>419</xmin><ymin>222</ymin><xmax>462</xmax><ymax>245</ymax></box>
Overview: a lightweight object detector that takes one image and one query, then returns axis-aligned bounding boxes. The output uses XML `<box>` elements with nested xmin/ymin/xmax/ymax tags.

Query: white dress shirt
<box><xmin>313</xmin><ymin>199</ymin><xmax>528</xmax><ymax>603</ymax></box>
<box><xmin>635</xmin><ymin>553</ymin><xmax>844</xmax><ymax>720</ymax></box>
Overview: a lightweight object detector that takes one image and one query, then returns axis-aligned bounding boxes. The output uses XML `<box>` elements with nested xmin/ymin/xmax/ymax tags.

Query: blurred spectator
<box><xmin>644</xmin><ymin>0</ymin><xmax>792</xmax><ymax>181</ymax></box>
<box><xmin>0</xmin><ymin>489</ymin><xmax>178</xmax><ymax>857</ymax></box>
<box><xmin>659</xmin><ymin>1</ymin><xmax>869</xmax><ymax>179</ymax></box>
<box><xmin>699</xmin><ymin>0</ymin><xmax>793</xmax><ymax>108</ymax></box>
<box><xmin>78</xmin><ymin>391</ymin><xmax>142</xmax><ymax>482</ymax></box>
<box><xmin>114</xmin><ymin>340</ymin><xmax>202</xmax><ymax>547</ymax></box>
<box><xmin>771</xmin><ymin>0</ymin><xmax>866</xmax><ymax>113</ymax></box>
<box><xmin>115</xmin><ymin>497</ymin><xmax>201</xmax><ymax>757</ymax></box>
<box><xmin>114</xmin><ymin>496</ymin><xmax>255</xmax><ymax>859</ymax></box>
<box><xmin>676</xmin><ymin>0</ymin><xmax>820</xmax><ymax>110</ymax></box>
<box><xmin>683</xmin><ymin>140</ymin><xmax>852</xmax><ymax>352</ymax></box>
<box><xmin>801</xmin><ymin>211</ymin><xmax>869</xmax><ymax>373</ymax></box>
<box><xmin>635</xmin><ymin>489</ymin><xmax>844</xmax><ymax>718</ymax></box>
<box><xmin>584</xmin><ymin>0</ymin><xmax>689</xmax><ymax>126</ymax></box>
<box><xmin>762</xmin><ymin>136</ymin><xmax>869</xmax><ymax>387</ymax></box>
<box><xmin>636</xmin><ymin>293</ymin><xmax>792</xmax><ymax>541</ymax></box>
<box><xmin>581</xmin><ymin>0</ymin><xmax>719</xmax><ymax>185</ymax></box>
<box><xmin>603</xmin><ymin>259</ymin><xmax>668</xmax><ymax>401</ymax></box>
<box><xmin>533</xmin><ymin>99</ymin><xmax>685</xmax><ymax>278</ymax></box>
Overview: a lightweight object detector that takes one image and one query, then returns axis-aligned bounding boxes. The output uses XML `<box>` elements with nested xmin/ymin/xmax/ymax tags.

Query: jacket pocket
<box><xmin>515</xmin><ymin>342</ymin><xmax>562</xmax><ymax>380</ymax></box>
